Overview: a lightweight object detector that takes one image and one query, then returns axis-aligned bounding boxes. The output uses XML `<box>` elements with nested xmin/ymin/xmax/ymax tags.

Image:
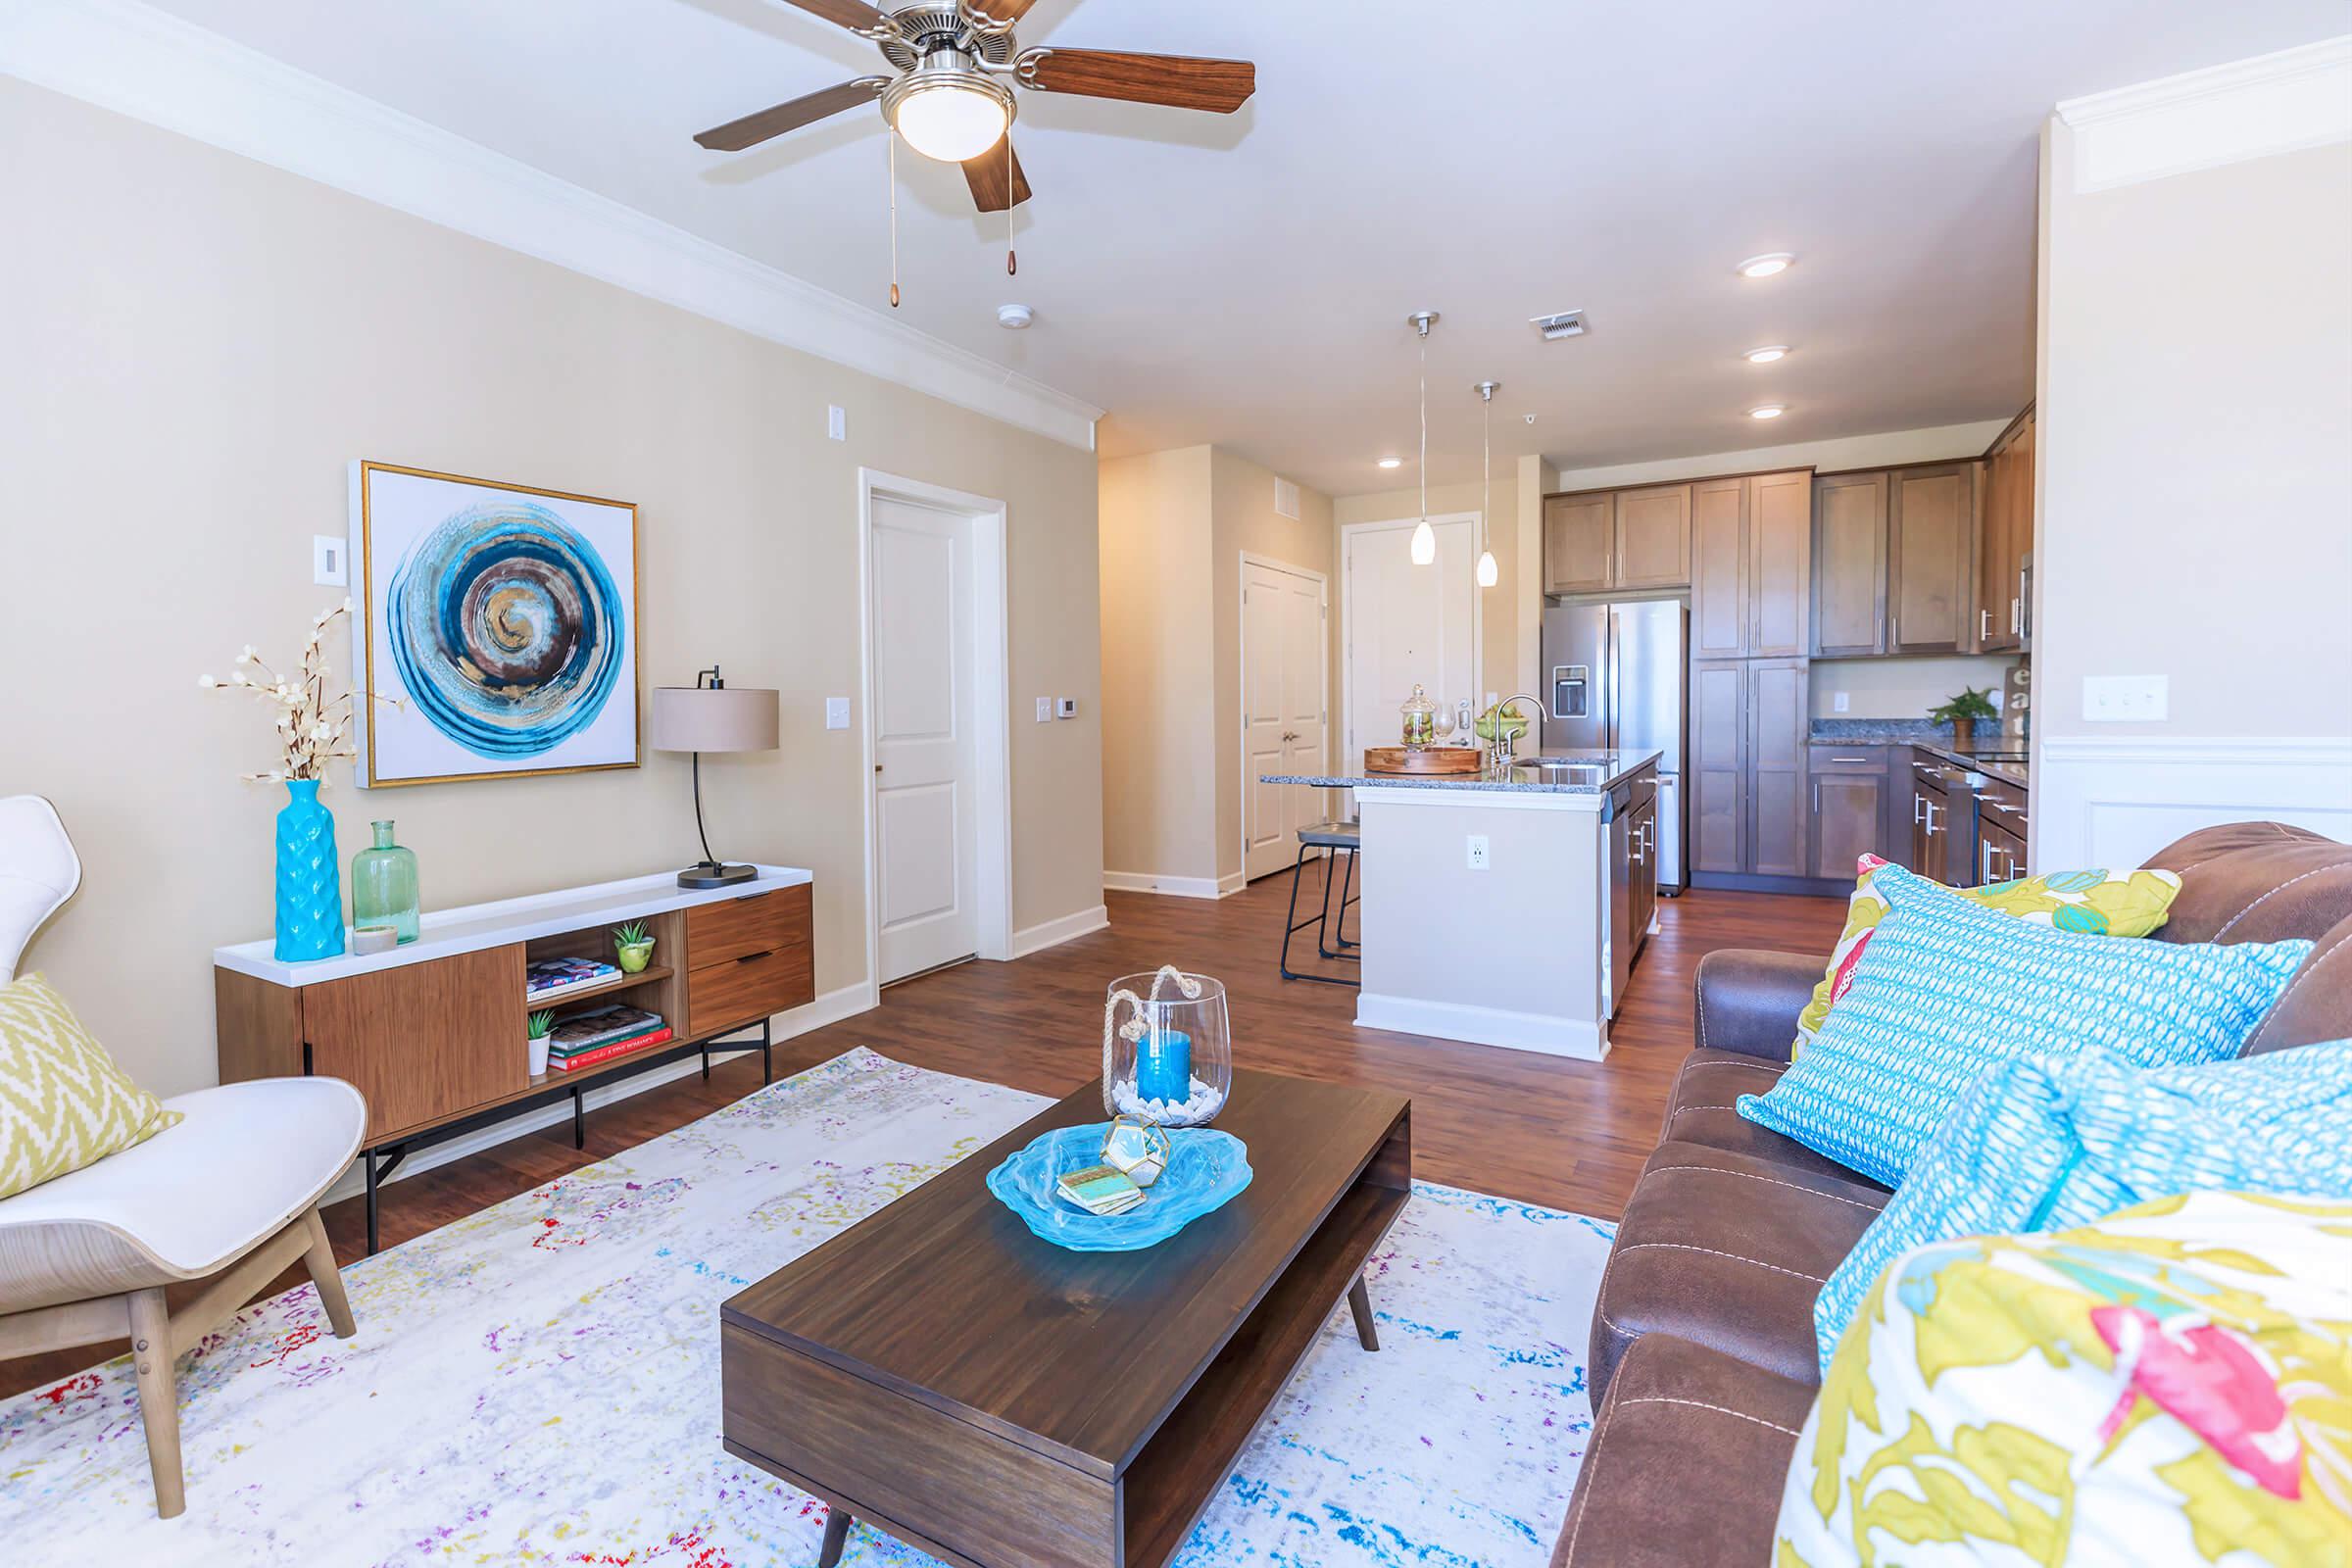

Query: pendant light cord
<box><xmin>1483</xmin><ymin>388</ymin><xmax>1491</xmax><ymax>555</ymax></box>
<box><xmin>1417</xmin><ymin>327</ymin><xmax>1428</xmax><ymax>522</ymax></box>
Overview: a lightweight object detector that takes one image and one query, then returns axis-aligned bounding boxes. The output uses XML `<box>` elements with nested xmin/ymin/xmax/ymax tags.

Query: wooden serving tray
<box><xmin>1363</xmin><ymin>745</ymin><xmax>1484</xmax><ymax>776</ymax></box>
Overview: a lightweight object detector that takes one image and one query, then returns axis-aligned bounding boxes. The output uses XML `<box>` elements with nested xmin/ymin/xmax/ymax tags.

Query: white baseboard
<box><xmin>1103</xmin><ymin>870</ymin><xmax>1246</xmax><ymax>900</ymax></box>
<box><xmin>2035</xmin><ymin>735</ymin><xmax>2352</xmax><ymax>869</ymax></box>
<box><xmin>1355</xmin><ymin>992</ymin><xmax>1609</xmax><ymax>1062</ymax></box>
<box><xmin>319</xmin><ymin>978</ymin><xmax>880</xmax><ymax>1206</ymax></box>
<box><xmin>1008</xmin><ymin>904</ymin><xmax>1108</xmax><ymax>957</ymax></box>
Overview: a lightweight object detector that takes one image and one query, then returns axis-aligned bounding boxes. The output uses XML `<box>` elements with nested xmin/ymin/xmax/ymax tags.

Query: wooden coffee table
<box><xmin>721</xmin><ymin>1068</ymin><xmax>1412</xmax><ymax>1568</ymax></box>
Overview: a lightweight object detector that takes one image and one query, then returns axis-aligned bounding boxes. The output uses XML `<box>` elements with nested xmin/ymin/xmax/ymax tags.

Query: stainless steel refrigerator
<box><xmin>1542</xmin><ymin>600</ymin><xmax>1688</xmax><ymax>891</ymax></box>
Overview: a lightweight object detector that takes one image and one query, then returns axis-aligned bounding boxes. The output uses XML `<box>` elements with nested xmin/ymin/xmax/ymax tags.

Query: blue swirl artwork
<box><xmin>385</xmin><ymin>501</ymin><xmax>626</xmax><ymax>759</ymax></box>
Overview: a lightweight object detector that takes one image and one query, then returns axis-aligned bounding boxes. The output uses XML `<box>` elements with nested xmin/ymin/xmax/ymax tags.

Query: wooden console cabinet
<box><xmin>215</xmin><ymin>868</ymin><xmax>814</xmax><ymax>1250</ymax></box>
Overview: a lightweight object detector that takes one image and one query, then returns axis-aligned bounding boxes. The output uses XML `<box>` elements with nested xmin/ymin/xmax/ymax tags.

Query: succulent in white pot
<box><xmin>527</xmin><ymin>1008</ymin><xmax>555</xmax><ymax>1077</ymax></box>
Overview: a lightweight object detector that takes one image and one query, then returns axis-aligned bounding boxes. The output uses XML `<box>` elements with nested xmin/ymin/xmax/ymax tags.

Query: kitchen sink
<box><xmin>1507</xmin><ymin>759</ymin><xmax>1606</xmax><ymax>784</ymax></box>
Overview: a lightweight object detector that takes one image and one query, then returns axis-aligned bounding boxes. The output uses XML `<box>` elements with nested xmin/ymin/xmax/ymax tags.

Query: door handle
<box><xmin>874</xmin><ymin>764</ymin><xmax>883</xmax><ymax>773</ymax></box>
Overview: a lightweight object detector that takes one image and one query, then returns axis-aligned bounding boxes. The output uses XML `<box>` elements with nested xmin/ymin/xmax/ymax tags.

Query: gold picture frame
<box><xmin>350</xmin><ymin>460</ymin><xmax>643</xmax><ymax>788</ymax></box>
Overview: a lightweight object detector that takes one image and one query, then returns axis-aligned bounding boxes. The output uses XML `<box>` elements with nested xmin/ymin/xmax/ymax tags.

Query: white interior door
<box><xmin>1242</xmin><ymin>560</ymin><xmax>1328</xmax><ymax>882</ymax></box>
<box><xmin>870</xmin><ymin>495</ymin><xmax>978</xmax><ymax>982</ymax></box>
<box><xmin>1345</xmin><ymin>517</ymin><xmax>1480</xmax><ymax>783</ymax></box>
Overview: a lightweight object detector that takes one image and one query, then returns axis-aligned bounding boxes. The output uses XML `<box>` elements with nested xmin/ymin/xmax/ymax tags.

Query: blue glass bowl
<box><xmin>986</xmin><ymin>1123</ymin><xmax>1252</xmax><ymax>1252</ymax></box>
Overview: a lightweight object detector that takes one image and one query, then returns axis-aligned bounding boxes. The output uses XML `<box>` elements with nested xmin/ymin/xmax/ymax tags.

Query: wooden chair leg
<box><xmin>301</xmin><ymin>1208</ymin><xmax>357</xmax><ymax>1340</ymax></box>
<box><xmin>127</xmin><ymin>1287</ymin><xmax>185</xmax><ymax>1519</ymax></box>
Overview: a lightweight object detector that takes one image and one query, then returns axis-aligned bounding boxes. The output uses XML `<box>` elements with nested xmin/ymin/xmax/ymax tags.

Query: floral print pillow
<box><xmin>1775</xmin><ymin>1192</ymin><xmax>2352</xmax><ymax>1566</ymax></box>
<box><xmin>1790</xmin><ymin>856</ymin><xmax>2181</xmax><ymax>1059</ymax></box>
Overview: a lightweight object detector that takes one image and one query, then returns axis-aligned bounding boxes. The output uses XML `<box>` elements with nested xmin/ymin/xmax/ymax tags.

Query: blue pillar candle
<box><xmin>1135</xmin><ymin>1027</ymin><xmax>1193</xmax><ymax>1105</ymax></box>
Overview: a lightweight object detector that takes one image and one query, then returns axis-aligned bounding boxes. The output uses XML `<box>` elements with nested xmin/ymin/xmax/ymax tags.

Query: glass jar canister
<box><xmin>1102</xmin><ymin>968</ymin><xmax>1232</xmax><ymax>1128</ymax></box>
<box><xmin>350</xmin><ymin>819</ymin><xmax>421</xmax><ymax>944</ymax></box>
<box><xmin>1399</xmin><ymin>683</ymin><xmax>1437</xmax><ymax>750</ymax></box>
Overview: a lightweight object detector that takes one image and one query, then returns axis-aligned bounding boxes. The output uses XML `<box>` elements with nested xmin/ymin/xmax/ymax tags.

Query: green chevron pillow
<box><xmin>0</xmin><ymin>974</ymin><xmax>180</xmax><ymax>1200</ymax></box>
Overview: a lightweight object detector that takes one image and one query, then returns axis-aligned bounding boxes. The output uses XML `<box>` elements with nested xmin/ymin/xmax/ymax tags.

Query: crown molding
<box><xmin>0</xmin><ymin>0</ymin><xmax>1102</xmax><ymax>451</ymax></box>
<box><xmin>2055</xmin><ymin>34</ymin><xmax>2352</xmax><ymax>193</ymax></box>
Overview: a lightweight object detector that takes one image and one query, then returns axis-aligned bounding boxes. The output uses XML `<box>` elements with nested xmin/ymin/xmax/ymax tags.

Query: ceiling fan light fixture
<box><xmin>884</xmin><ymin>63</ymin><xmax>1014</xmax><ymax>163</ymax></box>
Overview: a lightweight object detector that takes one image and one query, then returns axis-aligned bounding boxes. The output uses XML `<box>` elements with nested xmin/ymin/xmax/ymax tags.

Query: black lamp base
<box><xmin>676</xmin><ymin>861</ymin><xmax>758</xmax><ymax>890</ymax></box>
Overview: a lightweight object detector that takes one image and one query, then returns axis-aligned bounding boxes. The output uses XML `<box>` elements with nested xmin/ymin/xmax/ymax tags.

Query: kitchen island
<box><xmin>1261</xmin><ymin>748</ymin><xmax>1662</xmax><ymax>1058</ymax></box>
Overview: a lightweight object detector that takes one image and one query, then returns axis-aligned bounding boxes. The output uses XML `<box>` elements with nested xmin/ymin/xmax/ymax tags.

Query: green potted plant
<box><xmin>527</xmin><ymin>1008</ymin><xmax>555</xmax><ymax>1077</ymax></box>
<box><xmin>1927</xmin><ymin>685</ymin><xmax>2000</xmax><ymax>751</ymax></box>
<box><xmin>613</xmin><ymin>920</ymin><xmax>656</xmax><ymax>974</ymax></box>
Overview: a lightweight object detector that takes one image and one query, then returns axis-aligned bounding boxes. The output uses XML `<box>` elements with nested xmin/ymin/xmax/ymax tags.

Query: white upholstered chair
<box><xmin>0</xmin><ymin>795</ymin><xmax>365</xmax><ymax>1518</ymax></box>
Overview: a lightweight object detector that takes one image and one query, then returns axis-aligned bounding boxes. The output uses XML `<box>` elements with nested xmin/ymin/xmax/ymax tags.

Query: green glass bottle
<box><xmin>350</xmin><ymin>819</ymin><xmax>421</xmax><ymax>944</ymax></box>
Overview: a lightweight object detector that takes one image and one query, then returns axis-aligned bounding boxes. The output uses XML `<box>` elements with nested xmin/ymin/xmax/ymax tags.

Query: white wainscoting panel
<box><xmin>2035</xmin><ymin>736</ymin><xmax>2352</xmax><ymax>869</ymax></box>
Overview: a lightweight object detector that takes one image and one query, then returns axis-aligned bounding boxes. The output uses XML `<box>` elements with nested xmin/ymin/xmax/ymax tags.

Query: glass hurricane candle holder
<box><xmin>1102</xmin><ymin>967</ymin><xmax>1232</xmax><ymax>1128</ymax></box>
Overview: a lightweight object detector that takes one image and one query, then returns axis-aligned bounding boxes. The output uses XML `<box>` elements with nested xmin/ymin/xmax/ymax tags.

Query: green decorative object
<box><xmin>1927</xmin><ymin>685</ymin><xmax>2000</xmax><ymax>750</ymax></box>
<box><xmin>349</xmin><ymin>819</ymin><xmax>421</xmax><ymax>944</ymax></box>
<box><xmin>1473</xmin><ymin>702</ymin><xmax>1530</xmax><ymax>744</ymax></box>
<box><xmin>613</xmin><ymin>919</ymin><xmax>655</xmax><ymax>973</ymax></box>
<box><xmin>527</xmin><ymin>1008</ymin><xmax>555</xmax><ymax>1077</ymax></box>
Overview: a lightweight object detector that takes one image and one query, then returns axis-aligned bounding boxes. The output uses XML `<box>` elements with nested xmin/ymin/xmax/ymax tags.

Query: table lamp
<box><xmin>648</xmin><ymin>666</ymin><xmax>780</xmax><ymax>889</ymax></box>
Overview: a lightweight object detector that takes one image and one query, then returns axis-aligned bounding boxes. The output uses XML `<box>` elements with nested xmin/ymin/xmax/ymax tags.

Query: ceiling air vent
<box><xmin>1530</xmin><ymin>309</ymin><xmax>1588</xmax><ymax>341</ymax></box>
<box><xmin>1274</xmin><ymin>476</ymin><xmax>1301</xmax><ymax>520</ymax></box>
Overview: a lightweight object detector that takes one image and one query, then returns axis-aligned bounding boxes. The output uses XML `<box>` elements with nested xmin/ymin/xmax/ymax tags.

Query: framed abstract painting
<box><xmin>348</xmin><ymin>462</ymin><xmax>641</xmax><ymax>788</ymax></box>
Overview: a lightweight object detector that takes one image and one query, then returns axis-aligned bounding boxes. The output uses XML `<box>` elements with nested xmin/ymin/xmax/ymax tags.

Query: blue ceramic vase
<box><xmin>274</xmin><ymin>779</ymin><xmax>345</xmax><ymax>962</ymax></box>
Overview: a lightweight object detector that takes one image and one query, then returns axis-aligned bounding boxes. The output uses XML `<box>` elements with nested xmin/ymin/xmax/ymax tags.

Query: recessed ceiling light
<box><xmin>1378</xmin><ymin>457</ymin><xmax>1403</xmax><ymax>469</ymax></box>
<box><xmin>1748</xmin><ymin>404</ymin><xmax>1787</xmax><ymax>419</ymax></box>
<box><xmin>1743</xmin><ymin>345</ymin><xmax>1789</xmax><ymax>364</ymax></box>
<box><xmin>1737</xmin><ymin>253</ymin><xmax>1794</xmax><ymax>279</ymax></box>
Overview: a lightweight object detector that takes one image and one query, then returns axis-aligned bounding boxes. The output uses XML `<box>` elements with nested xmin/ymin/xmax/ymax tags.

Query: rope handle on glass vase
<box><xmin>1101</xmin><ymin>964</ymin><xmax>1202</xmax><ymax>1111</ymax></box>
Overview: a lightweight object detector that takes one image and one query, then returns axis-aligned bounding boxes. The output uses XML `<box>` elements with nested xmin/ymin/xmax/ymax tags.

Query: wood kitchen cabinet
<box><xmin>1747</xmin><ymin>659</ymin><xmax>1811</xmax><ymax>878</ymax></box>
<box><xmin>1690</xmin><ymin>660</ymin><xmax>1747</xmax><ymax>875</ymax></box>
<box><xmin>1629</xmin><ymin>790</ymin><xmax>1659</xmax><ymax>946</ymax></box>
<box><xmin>1543</xmin><ymin>493</ymin><xmax>1613</xmax><ymax>594</ymax></box>
<box><xmin>1748</xmin><ymin>471</ymin><xmax>1812</xmax><ymax>658</ymax></box>
<box><xmin>1977</xmin><ymin>409</ymin><xmax>2035</xmax><ymax>652</ymax></box>
<box><xmin>1808</xmin><ymin>745</ymin><xmax>1888</xmax><ymax>880</ymax></box>
<box><xmin>1888</xmin><ymin>463</ymin><xmax>1977</xmax><ymax>655</ymax></box>
<box><xmin>1906</xmin><ymin>756</ymin><xmax>1952</xmax><ymax>881</ymax></box>
<box><xmin>1689</xmin><ymin>477</ymin><xmax>1748</xmax><ymax>659</ymax></box>
<box><xmin>1614</xmin><ymin>485</ymin><xmax>1691</xmax><ymax>589</ymax></box>
<box><xmin>1813</xmin><ymin>471</ymin><xmax>1887</xmax><ymax>658</ymax></box>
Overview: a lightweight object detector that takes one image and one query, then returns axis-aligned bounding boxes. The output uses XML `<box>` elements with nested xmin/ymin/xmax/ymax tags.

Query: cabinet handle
<box><xmin>736</xmin><ymin>950</ymin><xmax>773</xmax><ymax>964</ymax></box>
<box><xmin>1913</xmin><ymin>796</ymin><xmax>1928</xmax><ymax>825</ymax></box>
<box><xmin>1830</xmin><ymin>755</ymin><xmax>1868</xmax><ymax>763</ymax></box>
<box><xmin>1982</xmin><ymin>838</ymin><xmax>1996</xmax><ymax>883</ymax></box>
<box><xmin>2010</xmin><ymin>595</ymin><xmax>2021</xmax><ymax>636</ymax></box>
<box><xmin>1981</xmin><ymin>608</ymin><xmax>1991</xmax><ymax>642</ymax></box>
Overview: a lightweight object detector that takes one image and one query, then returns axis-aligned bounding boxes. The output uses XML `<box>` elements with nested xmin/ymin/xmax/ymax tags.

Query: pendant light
<box><xmin>1408</xmin><ymin>311</ymin><xmax>1439</xmax><ymax>566</ymax></box>
<box><xmin>1475</xmin><ymin>379</ymin><xmax>1500</xmax><ymax>588</ymax></box>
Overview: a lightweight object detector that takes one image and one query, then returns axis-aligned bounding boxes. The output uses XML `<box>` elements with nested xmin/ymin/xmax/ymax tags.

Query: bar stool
<box><xmin>1279</xmin><ymin>820</ymin><xmax>1361</xmax><ymax>986</ymax></box>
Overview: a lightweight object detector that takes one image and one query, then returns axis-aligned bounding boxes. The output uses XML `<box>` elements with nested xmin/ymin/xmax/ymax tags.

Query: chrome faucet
<box><xmin>1479</xmin><ymin>693</ymin><xmax>1552</xmax><ymax>773</ymax></box>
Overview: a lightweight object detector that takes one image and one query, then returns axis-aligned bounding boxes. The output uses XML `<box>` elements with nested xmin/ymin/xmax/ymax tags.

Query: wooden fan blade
<box><xmin>963</xmin><ymin>133</ymin><xmax>1032</xmax><ymax>213</ymax></box>
<box><xmin>1020</xmin><ymin>49</ymin><xmax>1255</xmax><ymax>113</ymax></box>
<box><xmin>694</xmin><ymin>78</ymin><xmax>883</xmax><ymax>151</ymax></box>
<box><xmin>963</xmin><ymin>0</ymin><xmax>1045</xmax><ymax>23</ymax></box>
<box><xmin>776</xmin><ymin>0</ymin><xmax>891</xmax><ymax>31</ymax></box>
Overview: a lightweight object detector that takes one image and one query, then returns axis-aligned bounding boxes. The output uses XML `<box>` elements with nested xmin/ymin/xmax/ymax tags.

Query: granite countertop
<box><xmin>1261</xmin><ymin>747</ymin><xmax>1663</xmax><ymax>796</ymax></box>
<box><xmin>1807</xmin><ymin>721</ymin><xmax>2029</xmax><ymax>788</ymax></box>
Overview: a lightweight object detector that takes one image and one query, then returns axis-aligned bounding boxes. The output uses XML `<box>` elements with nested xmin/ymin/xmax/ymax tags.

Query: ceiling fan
<box><xmin>693</xmin><ymin>0</ymin><xmax>1256</xmax><ymax>214</ymax></box>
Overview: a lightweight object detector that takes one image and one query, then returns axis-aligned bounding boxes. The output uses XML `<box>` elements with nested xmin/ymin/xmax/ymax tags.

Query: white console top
<box><xmin>214</xmin><ymin>865</ymin><xmax>812</xmax><ymax>988</ymax></box>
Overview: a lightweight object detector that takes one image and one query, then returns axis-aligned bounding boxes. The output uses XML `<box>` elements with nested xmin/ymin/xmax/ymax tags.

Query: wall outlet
<box><xmin>1035</xmin><ymin>696</ymin><xmax>1053</xmax><ymax>723</ymax></box>
<box><xmin>2082</xmin><ymin>674</ymin><xmax>2168</xmax><ymax>723</ymax></box>
<box><xmin>824</xmin><ymin>697</ymin><xmax>850</xmax><ymax>731</ymax></box>
<box><xmin>313</xmin><ymin>535</ymin><xmax>348</xmax><ymax>586</ymax></box>
<box><xmin>1833</xmin><ymin>690</ymin><xmax>1850</xmax><ymax>713</ymax></box>
<box><xmin>826</xmin><ymin>405</ymin><xmax>847</xmax><ymax>441</ymax></box>
<box><xmin>1055</xmin><ymin>697</ymin><xmax>1078</xmax><ymax>719</ymax></box>
<box><xmin>1466</xmin><ymin>834</ymin><xmax>1491</xmax><ymax>872</ymax></box>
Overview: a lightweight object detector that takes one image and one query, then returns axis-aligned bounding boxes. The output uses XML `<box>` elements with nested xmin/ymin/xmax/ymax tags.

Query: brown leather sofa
<box><xmin>1551</xmin><ymin>822</ymin><xmax>2352</xmax><ymax>1567</ymax></box>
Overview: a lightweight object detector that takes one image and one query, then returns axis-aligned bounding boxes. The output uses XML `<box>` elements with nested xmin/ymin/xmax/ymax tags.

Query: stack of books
<box><xmin>545</xmin><ymin>1004</ymin><xmax>671</xmax><ymax>1073</ymax></box>
<box><xmin>526</xmin><ymin>956</ymin><xmax>623</xmax><ymax>1003</ymax></box>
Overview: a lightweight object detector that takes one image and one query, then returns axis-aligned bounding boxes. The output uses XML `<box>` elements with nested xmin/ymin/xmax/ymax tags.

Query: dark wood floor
<box><xmin>0</xmin><ymin>868</ymin><xmax>1842</xmax><ymax>1401</ymax></box>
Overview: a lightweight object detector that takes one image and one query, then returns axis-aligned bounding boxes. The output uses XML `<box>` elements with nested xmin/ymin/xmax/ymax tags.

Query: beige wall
<box><xmin>1811</xmin><ymin>657</ymin><xmax>2020</xmax><ymax>720</ymax></box>
<box><xmin>2038</xmin><ymin>125</ymin><xmax>2352</xmax><ymax>744</ymax></box>
<box><xmin>1098</xmin><ymin>445</ymin><xmax>1332</xmax><ymax>886</ymax></box>
<box><xmin>1098</xmin><ymin>448</ymin><xmax>1216</xmax><ymax>882</ymax></box>
<box><xmin>0</xmin><ymin>80</ymin><xmax>1104</xmax><ymax>1096</ymax></box>
<box><xmin>1208</xmin><ymin>449</ymin><xmax>1335</xmax><ymax>884</ymax></box>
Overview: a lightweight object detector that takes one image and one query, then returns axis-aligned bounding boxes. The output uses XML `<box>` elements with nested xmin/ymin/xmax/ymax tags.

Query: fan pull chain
<box><xmin>888</xmin><ymin>132</ymin><xmax>901</xmax><ymax>309</ymax></box>
<box><xmin>1005</xmin><ymin>135</ymin><xmax>1017</xmax><ymax>276</ymax></box>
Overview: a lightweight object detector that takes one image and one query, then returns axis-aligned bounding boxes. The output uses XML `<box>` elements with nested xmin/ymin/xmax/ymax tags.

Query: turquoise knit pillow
<box><xmin>1811</xmin><ymin>1040</ymin><xmax>2352</xmax><ymax>1375</ymax></box>
<box><xmin>1736</xmin><ymin>862</ymin><xmax>2310</xmax><ymax>1187</ymax></box>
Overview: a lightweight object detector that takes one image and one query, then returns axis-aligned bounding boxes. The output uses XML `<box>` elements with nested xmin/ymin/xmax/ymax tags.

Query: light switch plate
<box><xmin>314</xmin><ymin>535</ymin><xmax>348</xmax><ymax>586</ymax></box>
<box><xmin>826</xmin><ymin>405</ymin><xmax>847</xmax><ymax>441</ymax></box>
<box><xmin>2082</xmin><ymin>674</ymin><xmax>2168</xmax><ymax>723</ymax></box>
<box><xmin>1833</xmin><ymin>691</ymin><xmax>1850</xmax><ymax>713</ymax></box>
<box><xmin>824</xmin><ymin>697</ymin><xmax>850</xmax><ymax>731</ymax></box>
<box><xmin>1466</xmin><ymin>834</ymin><xmax>1491</xmax><ymax>871</ymax></box>
<box><xmin>1055</xmin><ymin>698</ymin><xmax>1078</xmax><ymax>719</ymax></box>
<box><xmin>1035</xmin><ymin>697</ymin><xmax>1053</xmax><ymax>723</ymax></box>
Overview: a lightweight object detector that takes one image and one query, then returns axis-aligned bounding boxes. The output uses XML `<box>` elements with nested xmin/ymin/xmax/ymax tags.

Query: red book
<box><xmin>546</xmin><ymin>1027</ymin><xmax>672</xmax><ymax>1072</ymax></box>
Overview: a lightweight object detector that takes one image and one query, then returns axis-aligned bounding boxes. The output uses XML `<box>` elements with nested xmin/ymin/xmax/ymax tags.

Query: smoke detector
<box><xmin>1530</xmin><ymin>309</ymin><xmax>1587</xmax><ymax>341</ymax></box>
<box><xmin>997</xmin><ymin>303</ymin><xmax>1034</xmax><ymax>329</ymax></box>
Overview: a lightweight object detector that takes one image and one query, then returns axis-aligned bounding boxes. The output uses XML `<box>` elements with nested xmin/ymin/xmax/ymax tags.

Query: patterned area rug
<box><xmin>0</xmin><ymin>1049</ymin><xmax>1613</xmax><ymax>1566</ymax></box>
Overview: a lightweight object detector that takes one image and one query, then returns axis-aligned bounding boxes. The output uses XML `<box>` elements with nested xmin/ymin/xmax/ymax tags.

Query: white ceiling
<box><xmin>144</xmin><ymin>0</ymin><xmax>2346</xmax><ymax>496</ymax></box>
